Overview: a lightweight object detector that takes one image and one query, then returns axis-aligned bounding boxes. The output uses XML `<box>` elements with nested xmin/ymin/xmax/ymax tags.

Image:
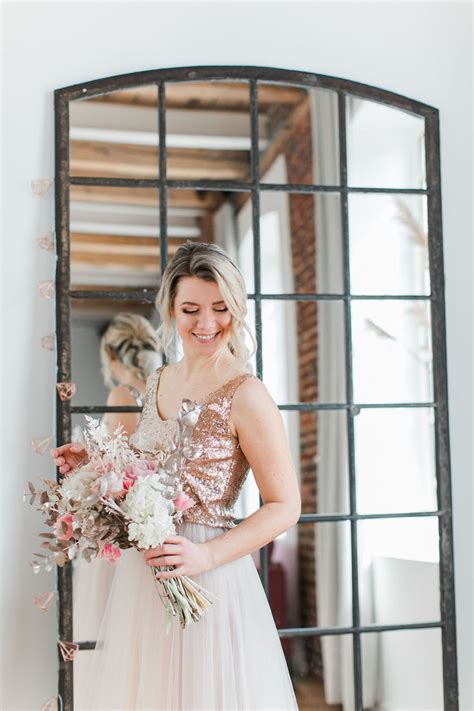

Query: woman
<box><xmin>99</xmin><ymin>311</ymin><xmax>161</xmax><ymax>436</ymax></box>
<box><xmin>72</xmin><ymin>313</ymin><xmax>161</xmax><ymax>705</ymax></box>
<box><xmin>51</xmin><ymin>241</ymin><xmax>301</xmax><ymax>709</ymax></box>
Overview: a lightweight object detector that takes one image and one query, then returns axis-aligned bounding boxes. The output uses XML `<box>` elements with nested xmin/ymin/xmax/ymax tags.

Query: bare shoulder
<box><xmin>106</xmin><ymin>384</ymin><xmax>140</xmax><ymax>406</ymax></box>
<box><xmin>229</xmin><ymin>376</ymin><xmax>276</xmax><ymax>437</ymax></box>
<box><xmin>235</xmin><ymin>375</ymin><xmax>272</xmax><ymax>405</ymax></box>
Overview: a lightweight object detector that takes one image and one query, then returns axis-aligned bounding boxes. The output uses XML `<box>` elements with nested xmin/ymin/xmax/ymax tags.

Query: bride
<box><xmin>51</xmin><ymin>240</ymin><xmax>301</xmax><ymax>710</ymax></box>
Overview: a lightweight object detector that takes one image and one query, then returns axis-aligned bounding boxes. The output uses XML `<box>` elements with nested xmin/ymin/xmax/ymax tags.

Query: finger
<box><xmin>144</xmin><ymin>547</ymin><xmax>162</xmax><ymax>560</ymax></box>
<box><xmin>146</xmin><ymin>555</ymin><xmax>181</xmax><ymax>567</ymax></box>
<box><xmin>154</xmin><ymin>566</ymin><xmax>185</xmax><ymax>579</ymax></box>
<box><xmin>164</xmin><ymin>535</ymin><xmax>185</xmax><ymax>544</ymax></box>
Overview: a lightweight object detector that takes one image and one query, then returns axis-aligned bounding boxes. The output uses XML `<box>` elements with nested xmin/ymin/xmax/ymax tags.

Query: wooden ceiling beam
<box><xmin>70</xmin><ymin>140</ymin><xmax>250</xmax><ymax>180</ymax></box>
<box><xmin>70</xmin><ymin>185</ymin><xmax>223</xmax><ymax>210</ymax></box>
<box><xmin>86</xmin><ymin>82</ymin><xmax>306</xmax><ymax>111</ymax></box>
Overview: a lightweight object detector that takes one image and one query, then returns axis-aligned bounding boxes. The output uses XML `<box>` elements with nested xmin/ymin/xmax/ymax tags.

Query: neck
<box><xmin>178</xmin><ymin>347</ymin><xmax>236</xmax><ymax>380</ymax></box>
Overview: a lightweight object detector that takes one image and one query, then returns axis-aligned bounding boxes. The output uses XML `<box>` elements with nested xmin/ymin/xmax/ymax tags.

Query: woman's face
<box><xmin>172</xmin><ymin>276</ymin><xmax>233</xmax><ymax>355</ymax></box>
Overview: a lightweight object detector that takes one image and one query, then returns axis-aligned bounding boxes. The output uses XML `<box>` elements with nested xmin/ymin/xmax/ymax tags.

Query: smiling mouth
<box><xmin>192</xmin><ymin>332</ymin><xmax>220</xmax><ymax>342</ymax></box>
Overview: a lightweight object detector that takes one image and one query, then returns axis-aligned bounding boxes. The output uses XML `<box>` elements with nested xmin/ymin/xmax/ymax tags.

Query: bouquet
<box><xmin>26</xmin><ymin>400</ymin><xmax>217</xmax><ymax>629</ymax></box>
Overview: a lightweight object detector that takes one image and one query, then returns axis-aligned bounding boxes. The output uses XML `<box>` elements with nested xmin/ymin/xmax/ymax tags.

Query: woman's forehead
<box><xmin>176</xmin><ymin>276</ymin><xmax>223</xmax><ymax>303</ymax></box>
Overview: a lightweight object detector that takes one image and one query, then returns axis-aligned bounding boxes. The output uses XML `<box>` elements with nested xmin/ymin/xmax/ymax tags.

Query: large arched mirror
<box><xmin>54</xmin><ymin>66</ymin><xmax>458</xmax><ymax>710</ymax></box>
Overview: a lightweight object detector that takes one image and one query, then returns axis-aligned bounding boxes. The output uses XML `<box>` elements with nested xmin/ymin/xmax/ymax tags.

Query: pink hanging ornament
<box><xmin>40</xmin><ymin>696</ymin><xmax>59</xmax><ymax>711</ymax></box>
<box><xmin>41</xmin><ymin>332</ymin><xmax>56</xmax><ymax>351</ymax></box>
<box><xmin>33</xmin><ymin>591</ymin><xmax>55</xmax><ymax>613</ymax></box>
<box><xmin>56</xmin><ymin>382</ymin><xmax>76</xmax><ymax>401</ymax></box>
<box><xmin>37</xmin><ymin>232</ymin><xmax>55</xmax><ymax>251</ymax></box>
<box><xmin>38</xmin><ymin>281</ymin><xmax>55</xmax><ymax>300</ymax></box>
<box><xmin>58</xmin><ymin>639</ymin><xmax>79</xmax><ymax>662</ymax></box>
<box><xmin>31</xmin><ymin>179</ymin><xmax>52</xmax><ymax>197</ymax></box>
<box><xmin>31</xmin><ymin>435</ymin><xmax>53</xmax><ymax>455</ymax></box>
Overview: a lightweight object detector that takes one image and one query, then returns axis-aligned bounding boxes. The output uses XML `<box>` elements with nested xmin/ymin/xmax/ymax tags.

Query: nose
<box><xmin>196</xmin><ymin>311</ymin><xmax>219</xmax><ymax>329</ymax></box>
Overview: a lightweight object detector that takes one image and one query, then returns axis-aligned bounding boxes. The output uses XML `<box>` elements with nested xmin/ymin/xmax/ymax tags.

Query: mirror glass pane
<box><xmin>69</xmin><ymin>86</ymin><xmax>159</xmax><ymax>179</ymax></box>
<box><xmin>235</xmin><ymin>410</ymin><xmax>350</xmax><ymax>519</ymax></box>
<box><xmin>165</xmin><ymin>80</ymin><xmax>251</xmax><ymax>181</ymax></box>
<box><xmin>238</xmin><ymin>192</ymin><xmax>344</xmax><ymax>295</ymax></box>
<box><xmin>262</xmin><ymin>299</ymin><xmax>346</xmax><ymax>404</ymax></box>
<box><xmin>70</xmin><ymin>185</ymin><xmax>161</xmax><ymax>290</ymax></box>
<box><xmin>70</xmin><ymin>298</ymin><xmax>160</xmax><ymax>417</ymax></box>
<box><xmin>355</xmin><ymin>407</ymin><xmax>437</xmax><ymax>514</ymax></box>
<box><xmin>349</xmin><ymin>193</ymin><xmax>430</xmax><ymax>295</ymax></box>
<box><xmin>352</xmin><ymin>299</ymin><xmax>433</xmax><ymax>404</ymax></box>
<box><xmin>257</xmin><ymin>83</ymin><xmax>340</xmax><ymax>186</ymax></box>
<box><xmin>358</xmin><ymin>517</ymin><xmax>440</xmax><ymax>627</ymax></box>
<box><xmin>360</xmin><ymin>628</ymin><xmax>443</xmax><ymax>710</ymax></box>
<box><xmin>290</xmin><ymin>634</ymin><xmax>355</xmax><ymax>708</ymax></box>
<box><xmin>346</xmin><ymin>96</ymin><xmax>426</xmax><ymax>189</ymax></box>
<box><xmin>250</xmin><ymin>522</ymin><xmax>352</xmax><ymax>632</ymax></box>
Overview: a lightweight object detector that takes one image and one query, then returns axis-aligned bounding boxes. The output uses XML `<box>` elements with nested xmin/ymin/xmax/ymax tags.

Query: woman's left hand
<box><xmin>144</xmin><ymin>535</ymin><xmax>213</xmax><ymax>579</ymax></box>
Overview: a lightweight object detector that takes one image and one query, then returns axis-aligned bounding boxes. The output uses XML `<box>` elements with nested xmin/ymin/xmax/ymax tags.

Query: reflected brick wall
<box><xmin>284</xmin><ymin>99</ymin><xmax>321</xmax><ymax>676</ymax></box>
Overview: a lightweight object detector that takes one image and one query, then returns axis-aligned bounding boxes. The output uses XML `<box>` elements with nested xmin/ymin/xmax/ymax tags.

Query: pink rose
<box><xmin>124</xmin><ymin>460</ymin><xmax>157</xmax><ymax>480</ymax></box>
<box><xmin>121</xmin><ymin>477</ymin><xmax>135</xmax><ymax>492</ymax></box>
<box><xmin>99</xmin><ymin>543</ymin><xmax>121</xmax><ymax>564</ymax></box>
<box><xmin>54</xmin><ymin>513</ymin><xmax>74</xmax><ymax>541</ymax></box>
<box><xmin>173</xmin><ymin>491</ymin><xmax>195</xmax><ymax>512</ymax></box>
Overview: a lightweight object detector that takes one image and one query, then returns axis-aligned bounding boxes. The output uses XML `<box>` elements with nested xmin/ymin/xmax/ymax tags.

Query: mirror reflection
<box><xmin>68</xmin><ymin>78</ymin><xmax>438</xmax><ymax>709</ymax></box>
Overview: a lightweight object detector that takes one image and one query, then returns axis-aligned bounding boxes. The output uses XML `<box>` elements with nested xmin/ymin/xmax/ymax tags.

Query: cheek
<box><xmin>175</xmin><ymin>315</ymin><xmax>194</xmax><ymax>334</ymax></box>
<box><xmin>221</xmin><ymin>314</ymin><xmax>233</xmax><ymax>331</ymax></box>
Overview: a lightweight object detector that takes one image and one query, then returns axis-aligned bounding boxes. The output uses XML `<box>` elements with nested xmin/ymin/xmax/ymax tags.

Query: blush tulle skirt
<box><xmin>73</xmin><ymin>521</ymin><xmax>298</xmax><ymax>710</ymax></box>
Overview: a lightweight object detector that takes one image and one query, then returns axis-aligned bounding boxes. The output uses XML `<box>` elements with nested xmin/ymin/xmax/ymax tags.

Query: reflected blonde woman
<box><xmin>51</xmin><ymin>241</ymin><xmax>300</xmax><ymax>710</ymax></box>
<box><xmin>72</xmin><ymin>312</ymin><xmax>160</xmax><ymax>705</ymax></box>
<box><xmin>99</xmin><ymin>311</ymin><xmax>161</xmax><ymax>436</ymax></box>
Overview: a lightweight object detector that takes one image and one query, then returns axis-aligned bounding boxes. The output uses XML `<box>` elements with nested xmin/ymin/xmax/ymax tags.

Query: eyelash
<box><xmin>182</xmin><ymin>308</ymin><xmax>228</xmax><ymax>314</ymax></box>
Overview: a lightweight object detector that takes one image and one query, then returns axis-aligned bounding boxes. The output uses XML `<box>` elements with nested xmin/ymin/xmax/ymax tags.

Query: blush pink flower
<box><xmin>121</xmin><ymin>477</ymin><xmax>135</xmax><ymax>492</ymax></box>
<box><xmin>54</xmin><ymin>513</ymin><xmax>74</xmax><ymax>541</ymax></box>
<box><xmin>99</xmin><ymin>543</ymin><xmax>121</xmax><ymax>564</ymax></box>
<box><xmin>125</xmin><ymin>460</ymin><xmax>157</xmax><ymax>480</ymax></box>
<box><xmin>173</xmin><ymin>491</ymin><xmax>195</xmax><ymax>512</ymax></box>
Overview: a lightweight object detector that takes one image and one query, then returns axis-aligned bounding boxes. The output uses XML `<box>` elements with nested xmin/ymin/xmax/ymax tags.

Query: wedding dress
<box><xmin>76</xmin><ymin>365</ymin><xmax>299</xmax><ymax>710</ymax></box>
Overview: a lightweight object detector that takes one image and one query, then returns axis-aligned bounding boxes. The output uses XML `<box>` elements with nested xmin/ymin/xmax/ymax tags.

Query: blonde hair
<box><xmin>155</xmin><ymin>241</ymin><xmax>257</xmax><ymax>369</ymax></box>
<box><xmin>100</xmin><ymin>312</ymin><xmax>161</xmax><ymax>388</ymax></box>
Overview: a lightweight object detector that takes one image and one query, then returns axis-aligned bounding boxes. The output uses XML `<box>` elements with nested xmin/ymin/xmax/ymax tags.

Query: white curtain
<box><xmin>310</xmin><ymin>89</ymin><xmax>378</xmax><ymax>709</ymax></box>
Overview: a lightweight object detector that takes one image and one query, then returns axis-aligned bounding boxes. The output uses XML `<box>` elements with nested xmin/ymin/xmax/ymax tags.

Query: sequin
<box><xmin>130</xmin><ymin>365</ymin><xmax>257</xmax><ymax>529</ymax></box>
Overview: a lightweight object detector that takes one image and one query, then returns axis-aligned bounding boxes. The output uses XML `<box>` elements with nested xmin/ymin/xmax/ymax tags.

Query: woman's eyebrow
<box><xmin>180</xmin><ymin>300</ymin><xmax>225</xmax><ymax>306</ymax></box>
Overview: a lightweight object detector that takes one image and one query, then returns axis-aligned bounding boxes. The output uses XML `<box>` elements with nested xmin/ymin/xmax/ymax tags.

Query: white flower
<box><xmin>61</xmin><ymin>467</ymin><xmax>98</xmax><ymax>505</ymax></box>
<box><xmin>123</xmin><ymin>474</ymin><xmax>175</xmax><ymax>549</ymax></box>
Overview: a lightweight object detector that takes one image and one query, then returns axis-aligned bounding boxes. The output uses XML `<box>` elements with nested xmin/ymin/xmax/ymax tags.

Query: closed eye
<box><xmin>182</xmin><ymin>308</ymin><xmax>228</xmax><ymax>314</ymax></box>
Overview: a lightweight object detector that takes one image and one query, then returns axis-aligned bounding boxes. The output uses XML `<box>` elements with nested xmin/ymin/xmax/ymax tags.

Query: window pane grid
<box><xmin>55</xmin><ymin>69</ymin><xmax>457</xmax><ymax>710</ymax></box>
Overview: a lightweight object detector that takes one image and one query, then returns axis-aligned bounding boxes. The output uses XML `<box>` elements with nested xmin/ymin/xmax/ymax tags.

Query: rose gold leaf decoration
<box><xmin>30</xmin><ymin>561</ymin><xmax>41</xmax><ymax>574</ymax></box>
<box><xmin>40</xmin><ymin>696</ymin><xmax>59</xmax><ymax>711</ymax></box>
<box><xmin>37</xmin><ymin>232</ymin><xmax>55</xmax><ymax>251</ymax></box>
<box><xmin>38</xmin><ymin>281</ymin><xmax>55</xmax><ymax>300</ymax></box>
<box><xmin>56</xmin><ymin>382</ymin><xmax>76</xmax><ymax>401</ymax></box>
<box><xmin>58</xmin><ymin>639</ymin><xmax>79</xmax><ymax>662</ymax></box>
<box><xmin>33</xmin><ymin>591</ymin><xmax>55</xmax><ymax>612</ymax></box>
<box><xmin>31</xmin><ymin>435</ymin><xmax>53</xmax><ymax>455</ymax></box>
<box><xmin>41</xmin><ymin>332</ymin><xmax>56</xmax><ymax>351</ymax></box>
<box><xmin>31</xmin><ymin>179</ymin><xmax>52</xmax><ymax>197</ymax></box>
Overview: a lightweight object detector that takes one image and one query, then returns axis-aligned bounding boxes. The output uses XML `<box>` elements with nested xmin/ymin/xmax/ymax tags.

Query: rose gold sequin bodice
<box><xmin>129</xmin><ymin>365</ymin><xmax>257</xmax><ymax>529</ymax></box>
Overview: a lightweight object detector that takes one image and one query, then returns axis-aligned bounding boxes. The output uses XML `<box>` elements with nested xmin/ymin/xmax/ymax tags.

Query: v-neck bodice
<box><xmin>154</xmin><ymin>364</ymin><xmax>253</xmax><ymax>422</ymax></box>
<box><xmin>129</xmin><ymin>365</ymin><xmax>257</xmax><ymax>528</ymax></box>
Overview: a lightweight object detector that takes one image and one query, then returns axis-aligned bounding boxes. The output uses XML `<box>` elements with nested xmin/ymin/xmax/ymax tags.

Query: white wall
<box><xmin>1</xmin><ymin>2</ymin><xmax>471</xmax><ymax>709</ymax></box>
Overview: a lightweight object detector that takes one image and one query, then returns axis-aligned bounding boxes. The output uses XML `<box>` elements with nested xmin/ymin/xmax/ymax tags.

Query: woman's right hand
<box><xmin>50</xmin><ymin>442</ymin><xmax>89</xmax><ymax>476</ymax></box>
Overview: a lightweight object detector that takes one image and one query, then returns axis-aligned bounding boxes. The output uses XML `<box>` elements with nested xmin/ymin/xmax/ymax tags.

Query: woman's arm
<box><xmin>101</xmin><ymin>385</ymin><xmax>141</xmax><ymax>437</ymax></box>
<box><xmin>202</xmin><ymin>377</ymin><xmax>301</xmax><ymax>568</ymax></box>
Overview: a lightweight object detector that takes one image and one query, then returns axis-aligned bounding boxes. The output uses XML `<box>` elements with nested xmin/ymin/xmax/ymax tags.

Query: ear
<box><xmin>105</xmin><ymin>344</ymin><xmax>117</xmax><ymax>360</ymax></box>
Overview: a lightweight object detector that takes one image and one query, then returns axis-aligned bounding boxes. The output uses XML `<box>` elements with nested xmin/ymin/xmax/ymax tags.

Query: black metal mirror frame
<box><xmin>54</xmin><ymin>65</ymin><xmax>458</xmax><ymax>710</ymax></box>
